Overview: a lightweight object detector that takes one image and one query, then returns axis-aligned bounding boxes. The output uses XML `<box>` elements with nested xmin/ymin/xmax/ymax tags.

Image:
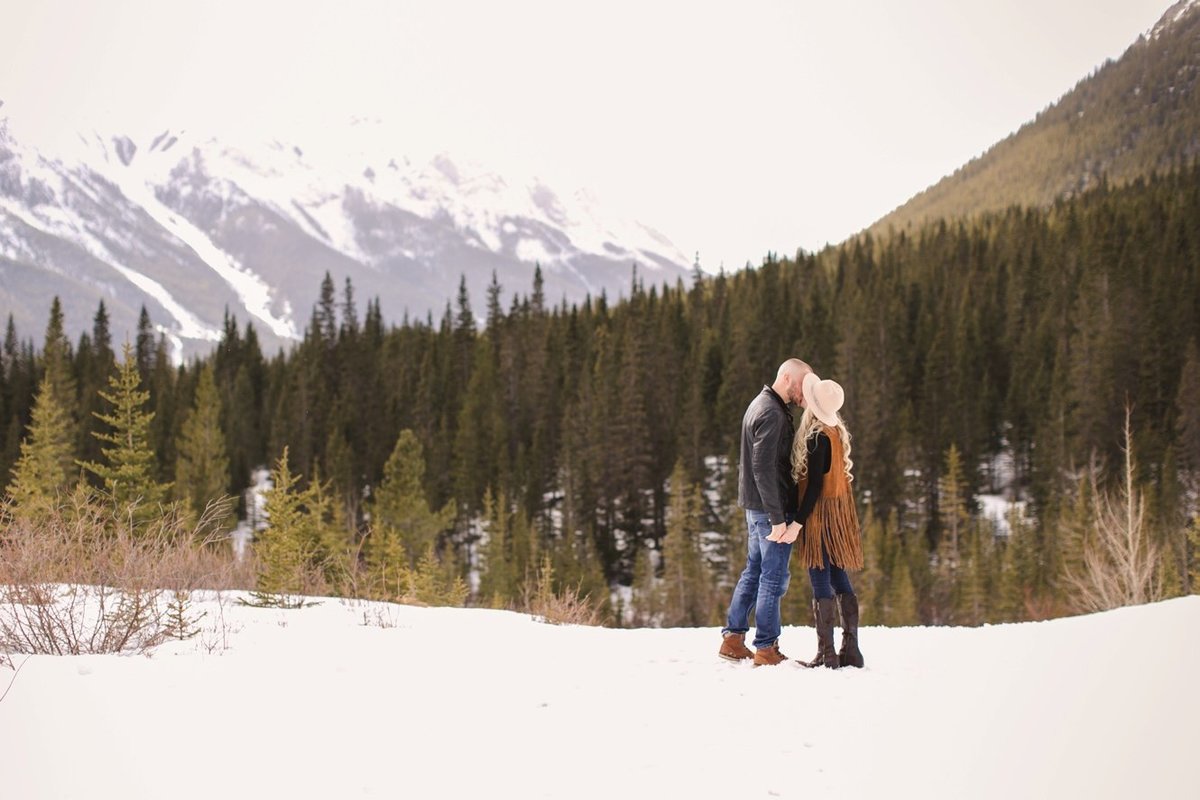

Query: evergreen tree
<box><xmin>252</xmin><ymin>447</ymin><xmax>314</xmax><ymax>606</ymax></box>
<box><xmin>6</xmin><ymin>375</ymin><xmax>76</xmax><ymax>517</ymax></box>
<box><xmin>531</xmin><ymin>264</ymin><xmax>546</xmax><ymax>317</ymax></box>
<box><xmin>135</xmin><ymin>306</ymin><xmax>155</xmax><ymax>379</ymax></box>
<box><xmin>996</xmin><ymin>509</ymin><xmax>1036</xmax><ymax>621</ymax></box>
<box><xmin>306</xmin><ymin>466</ymin><xmax>356</xmax><ymax>592</ymax></box>
<box><xmin>956</xmin><ymin>523</ymin><xmax>991</xmax><ymax>626</ymax></box>
<box><xmin>92</xmin><ymin>300</ymin><xmax>113</xmax><ymax>360</ymax></box>
<box><xmin>147</xmin><ymin>334</ymin><xmax>179</xmax><ymax>484</ymax></box>
<box><xmin>556</xmin><ymin>523</ymin><xmax>610</xmax><ymax>623</ymax></box>
<box><xmin>322</xmin><ymin>415</ymin><xmax>357</xmax><ymax>530</ymax></box>
<box><xmin>856</xmin><ymin>506</ymin><xmax>889</xmax><ymax>626</ymax></box>
<box><xmin>41</xmin><ymin>297</ymin><xmax>76</xmax><ymax>410</ymax></box>
<box><xmin>1174</xmin><ymin>340</ymin><xmax>1200</xmax><ymax>510</ymax></box>
<box><xmin>341</xmin><ymin>276</ymin><xmax>359</xmax><ymax>337</ymax></box>
<box><xmin>660</xmin><ymin>462</ymin><xmax>715</xmax><ymax>627</ymax></box>
<box><xmin>1159</xmin><ymin>537</ymin><xmax>1184</xmax><ymax>599</ymax></box>
<box><xmin>454</xmin><ymin>275</ymin><xmax>476</xmax><ymax>373</ymax></box>
<box><xmin>81</xmin><ymin>341</ymin><xmax>171</xmax><ymax>523</ymax></box>
<box><xmin>364</xmin><ymin>523</ymin><xmax>410</xmax><ymax>602</ymax></box>
<box><xmin>315</xmin><ymin>272</ymin><xmax>337</xmax><ymax>343</ymax></box>
<box><xmin>1188</xmin><ymin>516</ymin><xmax>1200</xmax><ymax>592</ymax></box>
<box><xmin>485</xmin><ymin>270</ymin><xmax>504</xmax><ymax>334</ymax></box>
<box><xmin>933</xmin><ymin>444</ymin><xmax>970</xmax><ymax>622</ymax></box>
<box><xmin>408</xmin><ymin>543</ymin><xmax>469</xmax><ymax>607</ymax></box>
<box><xmin>478</xmin><ymin>487</ymin><xmax>517</xmax><ymax>607</ymax></box>
<box><xmin>372</xmin><ymin>430</ymin><xmax>454</xmax><ymax>566</ymax></box>
<box><xmin>883</xmin><ymin>537</ymin><xmax>920</xmax><ymax>626</ymax></box>
<box><xmin>629</xmin><ymin>544</ymin><xmax>660</xmax><ymax>627</ymax></box>
<box><xmin>938</xmin><ymin>444</ymin><xmax>970</xmax><ymax>558</ymax></box>
<box><xmin>174</xmin><ymin>363</ymin><xmax>233</xmax><ymax>529</ymax></box>
<box><xmin>452</xmin><ymin>336</ymin><xmax>504</xmax><ymax>511</ymax></box>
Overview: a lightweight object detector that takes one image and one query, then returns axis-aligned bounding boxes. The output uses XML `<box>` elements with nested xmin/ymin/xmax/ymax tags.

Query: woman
<box><xmin>791</xmin><ymin>372</ymin><xmax>865</xmax><ymax>669</ymax></box>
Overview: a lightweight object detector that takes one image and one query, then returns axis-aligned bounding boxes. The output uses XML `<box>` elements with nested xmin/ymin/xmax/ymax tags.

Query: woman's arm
<box><xmin>796</xmin><ymin>432</ymin><xmax>832</xmax><ymax>524</ymax></box>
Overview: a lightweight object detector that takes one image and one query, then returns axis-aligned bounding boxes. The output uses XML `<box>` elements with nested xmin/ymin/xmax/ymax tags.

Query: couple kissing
<box><xmin>718</xmin><ymin>359</ymin><xmax>865</xmax><ymax>669</ymax></box>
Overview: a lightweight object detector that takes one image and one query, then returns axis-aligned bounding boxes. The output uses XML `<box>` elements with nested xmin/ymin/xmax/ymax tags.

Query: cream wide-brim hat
<box><xmin>802</xmin><ymin>372</ymin><xmax>845</xmax><ymax>427</ymax></box>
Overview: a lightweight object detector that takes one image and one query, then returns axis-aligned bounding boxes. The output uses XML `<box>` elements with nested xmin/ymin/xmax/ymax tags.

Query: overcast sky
<box><xmin>0</xmin><ymin>0</ymin><xmax>1177</xmax><ymax>270</ymax></box>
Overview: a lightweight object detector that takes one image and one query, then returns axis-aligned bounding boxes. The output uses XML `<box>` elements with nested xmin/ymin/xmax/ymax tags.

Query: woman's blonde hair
<box><xmin>791</xmin><ymin>408</ymin><xmax>855</xmax><ymax>484</ymax></box>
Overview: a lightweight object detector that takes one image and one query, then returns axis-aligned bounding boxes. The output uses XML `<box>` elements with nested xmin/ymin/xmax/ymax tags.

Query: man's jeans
<box><xmin>723</xmin><ymin>509</ymin><xmax>793</xmax><ymax>649</ymax></box>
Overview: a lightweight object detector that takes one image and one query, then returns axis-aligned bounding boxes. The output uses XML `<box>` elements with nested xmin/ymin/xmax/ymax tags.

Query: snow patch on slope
<box><xmin>89</xmin><ymin>135</ymin><xmax>300</xmax><ymax>341</ymax></box>
<box><xmin>0</xmin><ymin>192</ymin><xmax>221</xmax><ymax>363</ymax></box>
<box><xmin>1150</xmin><ymin>0</ymin><xmax>1199</xmax><ymax>38</ymax></box>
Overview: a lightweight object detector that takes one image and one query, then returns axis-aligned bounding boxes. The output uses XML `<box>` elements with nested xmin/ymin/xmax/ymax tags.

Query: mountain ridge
<box><xmin>867</xmin><ymin>0</ymin><xmax>1200</xmax><ymax>238</ymax></box>
<box><xmin>0</xmin><ymin>113</ymin><xmax>690</xmax><ymax>360</ymax></box>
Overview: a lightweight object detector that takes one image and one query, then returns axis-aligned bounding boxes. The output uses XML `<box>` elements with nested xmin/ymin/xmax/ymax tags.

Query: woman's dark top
<box><xmin>796</xmin><ymin>432</ymin><xmax>832</xmax><ymax>525</ymax></box>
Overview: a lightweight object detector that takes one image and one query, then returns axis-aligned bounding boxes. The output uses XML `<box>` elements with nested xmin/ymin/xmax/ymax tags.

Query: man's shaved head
<box><xmin>772</xmin><ymin>358</ymin><xmax>813</xmax><ymax>406</ymax></box>
<box><xmin>776</xmin><ymin>359</ymin><xmax>811</xmax><ymax>382</ymax></box>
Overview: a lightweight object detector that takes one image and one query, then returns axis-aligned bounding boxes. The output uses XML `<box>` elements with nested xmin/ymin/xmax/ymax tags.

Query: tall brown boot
<box><xmin>836</xmin><ymin>592</ymin><xmax>864</xmax><ymax>668</ymax></box>
<box><xmin>801</xmin><ymin>597</ymin><xmax>840</xmax><ymax>669</ymax></box>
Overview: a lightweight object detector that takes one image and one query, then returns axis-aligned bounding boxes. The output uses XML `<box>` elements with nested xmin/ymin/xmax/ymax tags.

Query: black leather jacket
<box><xmin>737</xmin><ymin>386</ymin><xmax>798</xmax><ymax>525</ymax></box>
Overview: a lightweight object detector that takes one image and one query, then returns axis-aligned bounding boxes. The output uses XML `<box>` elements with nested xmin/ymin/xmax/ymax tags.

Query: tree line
<box><xmin>3</xmin><ymin>163</ymin><xmax>1198</xmax><ymax>625</ymax></box>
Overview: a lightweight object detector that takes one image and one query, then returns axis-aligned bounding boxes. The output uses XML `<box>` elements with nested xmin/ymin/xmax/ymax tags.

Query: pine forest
<box><xmin>3</xmin><ymin>163</ymin><xmax>1199</xmax><ymax>628</ymax></box>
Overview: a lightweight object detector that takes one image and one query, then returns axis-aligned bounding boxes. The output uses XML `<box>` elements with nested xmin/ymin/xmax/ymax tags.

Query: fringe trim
<box><xmin>800</xmin><ymin>494</ymin><xmax>864</xmax><ymax>571</ymax></box>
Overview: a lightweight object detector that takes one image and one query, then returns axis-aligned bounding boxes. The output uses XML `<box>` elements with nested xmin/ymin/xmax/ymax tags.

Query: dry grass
<box><xmin>0</xmin><ymin>489</ymin><xmax>249</xmax><ymax>656</ymax></box>
<box><xmin>521</xmin><ymin>554</ymin><xmax>607</xmax><ymax>627</ymax></box>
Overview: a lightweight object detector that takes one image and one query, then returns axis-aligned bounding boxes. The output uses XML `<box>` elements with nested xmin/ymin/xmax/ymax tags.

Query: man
<box><xmin>718</xmin><ymin>358</ymin><xmax>811</xmax><ymax>666</ymax></box>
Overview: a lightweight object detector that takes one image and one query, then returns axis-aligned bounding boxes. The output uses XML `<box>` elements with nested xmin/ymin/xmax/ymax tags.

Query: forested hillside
<box><xmin>870</xmin><ymin>1</ymin><xmax>1200</xmax><ymax>236</ymax></box>
<box><xmin>3</xmin><ymin>164</ymin><xmax>1198</xmax><ymax>627</ymax></box>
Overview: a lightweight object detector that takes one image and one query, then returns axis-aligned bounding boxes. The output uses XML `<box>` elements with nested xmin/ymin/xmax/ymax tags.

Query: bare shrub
<box><xmin>0</xmin><ymin>489</ymin><xmax>243</xmax><ymax>655</ymax></box>
<box><xmin>521</xmin><ymin>554</ymin><xmax>606</xmax><ymax>627</ymax></box>
<box><xmin>196</xmin><ymin>590</ymin><xmax>243</xmax><ymax>654</ymax></box>
<box><xmin>1063</xmin><ymin>408</ymin><xmax>1162</xmax><ymax>613</ymax></box>
<box><xmin>357</xmin><ymin>601</ymin><xmax>402</xmax><ymax>629</ymax></box>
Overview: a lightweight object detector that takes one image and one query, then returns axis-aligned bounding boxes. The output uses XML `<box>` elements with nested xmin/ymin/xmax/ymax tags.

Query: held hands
<box><xmin>766</xmin><ymin>521</ymin><xmax>802</xmax><ymax>544</ymax></box>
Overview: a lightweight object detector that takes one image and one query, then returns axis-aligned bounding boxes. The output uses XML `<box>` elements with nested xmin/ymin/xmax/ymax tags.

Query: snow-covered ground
<box><xmin>1</xmin><ymin>595</ymin><xmax>1195</xmax><ymax>799</ymax></box>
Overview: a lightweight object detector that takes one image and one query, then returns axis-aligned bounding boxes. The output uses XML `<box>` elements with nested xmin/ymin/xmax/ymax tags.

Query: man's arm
<box><xmin>749</xmin><ymin>411</ymin><xmax>787</xmax><ymax>527</ymax></box>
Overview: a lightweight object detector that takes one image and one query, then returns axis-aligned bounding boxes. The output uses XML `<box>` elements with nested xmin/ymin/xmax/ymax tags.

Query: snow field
<box><xmin>1</xmin><ymin>595</ymin><xmax>1196</xmax><ymax>799</ymax></box>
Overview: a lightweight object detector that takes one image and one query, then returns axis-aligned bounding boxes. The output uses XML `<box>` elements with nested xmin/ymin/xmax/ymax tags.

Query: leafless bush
<box><xmin>0</xmin><ymin>490</ymin><xmax>244</xmax><ymax>655</ymax></box>
<box><xmin>525</xmin><ymin>588</ymin><xmax>606</xmax><ymax>626</ymax></box>
<box><xmin>358</xmin><ymin>602</ymin><xmax>402</xmax><ymax>629</ymax></box>
<box><xmin>521</xmin><ymin>554</ymin><xmax>606</xmax><ymax>627</ymax></box>
<box><xmin>196</xmin><ymin>590</ymin><xmax>242</xmax><ymax>654</ymax></box>
<box><xmin>1063</xmin><ymin>409</ymin><xmax>1163</xmax><ymax>613</ymax></box>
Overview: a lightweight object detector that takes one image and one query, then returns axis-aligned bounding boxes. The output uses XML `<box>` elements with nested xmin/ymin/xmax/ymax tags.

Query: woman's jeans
<box><xmin>723</xmin><ymin>509</ymin><xmax>793</xmax><ymax>649</ymax></box>
<box><xmin>808</xmin><ymin>545</ymin><xmax>854</xmax><ymax>599</ymax></box>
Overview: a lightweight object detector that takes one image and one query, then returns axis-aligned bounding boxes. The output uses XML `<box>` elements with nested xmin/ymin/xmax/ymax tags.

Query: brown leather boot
<box><xmin>836</xmin><ymin>592</ymin><xmax>865</xmax><ymax>668</ymax></box>
<box><xmin>718</xmin><ymin>632</ymin><xmax>754</xmax><ymax>662</ymax></box>
<box><xmin>800</xmin><ymin>597</ymin><xmax>840</xmax><ymax>668</ymax></box>
<box><xmin>752</xmin><ymin>642</ymin><xmax>788</xmax><ymax>667</ymax></box>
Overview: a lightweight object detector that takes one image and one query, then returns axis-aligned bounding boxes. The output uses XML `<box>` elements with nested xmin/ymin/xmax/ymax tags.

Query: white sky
<box><xmin>0</xmin><ymin>0</ymin><xmax>1177</xmax><ymax>270</ymax></box>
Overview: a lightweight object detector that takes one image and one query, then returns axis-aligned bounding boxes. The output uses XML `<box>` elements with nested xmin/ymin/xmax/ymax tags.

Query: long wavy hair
<box><xmin>791</xmin><ymin>408</ymin><xmax>855</xmax><ymax>484</ymax></box>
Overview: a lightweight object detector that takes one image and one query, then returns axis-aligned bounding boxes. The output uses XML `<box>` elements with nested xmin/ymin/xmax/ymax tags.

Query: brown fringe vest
<box><xmin>797</xmin><ymin>426</ymin><xmax>864</xmax><ymax>571</ymax></box>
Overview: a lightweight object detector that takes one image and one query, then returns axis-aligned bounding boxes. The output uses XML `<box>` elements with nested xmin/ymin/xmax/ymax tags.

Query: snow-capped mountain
<box><xmin>0</xmin><ymin>107</ymin><xmax>690</xmax><ymax>360</ymax></box>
